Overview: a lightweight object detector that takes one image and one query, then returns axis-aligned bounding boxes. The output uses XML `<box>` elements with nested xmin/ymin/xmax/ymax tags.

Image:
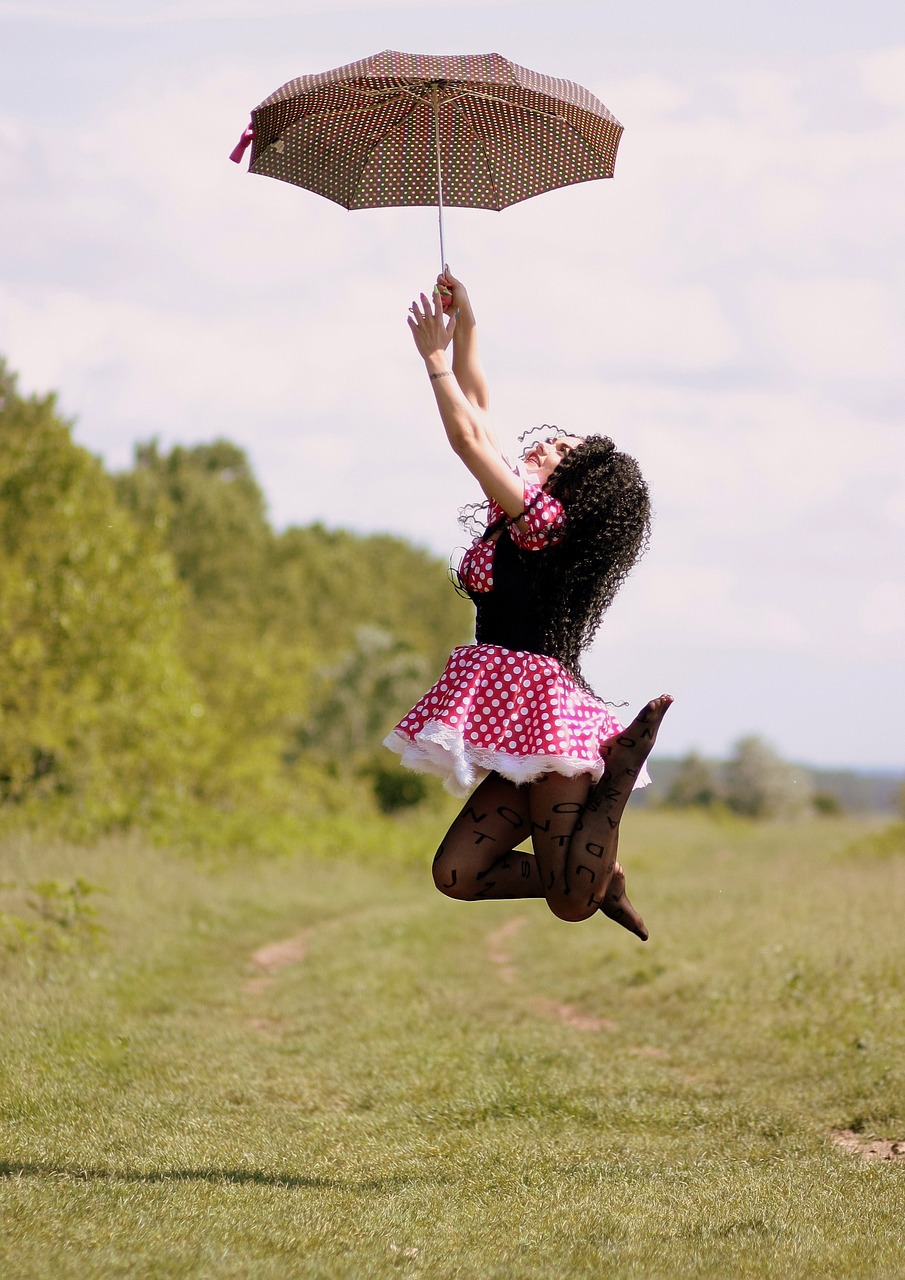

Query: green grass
<box><xmin>1</xmin><ymin>811</ymin><xmax>904</xmax><ymax>1278</ymax></box>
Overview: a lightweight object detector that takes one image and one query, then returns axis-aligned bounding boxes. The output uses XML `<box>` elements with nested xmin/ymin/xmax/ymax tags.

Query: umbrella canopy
<box><xmin>231</xmin><ymin>50</ymin><xmax>623</xmax><ymax>260</ymax></box>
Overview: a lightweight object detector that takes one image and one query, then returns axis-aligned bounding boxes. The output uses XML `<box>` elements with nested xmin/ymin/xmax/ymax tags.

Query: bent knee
<box><xmin>432</xmin><ymin>851</ymin><xmax>472</xmax><ymax>900</ymax></box>
<box><xmin>545</xmin><ymin>894</ymin><xmax>599</xmax><ymax>924</ymax></box>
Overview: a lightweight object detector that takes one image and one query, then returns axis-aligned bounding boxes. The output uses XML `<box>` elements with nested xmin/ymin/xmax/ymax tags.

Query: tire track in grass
<box><xmin>484</xmin><ymin>916</ymin><xmax>707</xmax><ymax>1062</ymax></box>
<box><xmin>244</xmin><ymin>932</ymin><xmax>313</xmax><ymax>995</ymax></box>
<box><xmin>242</xmin><ymin>902</ymin><xmax>431</xmax><ymax>1032</ymax></box>
<box><xmin>244</xmin><ymin>907</ymin><xmax>392</xmax><ymax>997</ymax></box>
<box><xmin>486</xmin><ymin>915</ymin><xmax>528</xmax><ymax>984</ymax></box>
<box><xmin>530</xmin><ymin>997</ymin><xmax>617</xmax><ymax>1033</ymax></box>
<box><xmin>486</xmin><ymin>913</ymin><xmax>617</xmax><ymax>1032</ymax></box>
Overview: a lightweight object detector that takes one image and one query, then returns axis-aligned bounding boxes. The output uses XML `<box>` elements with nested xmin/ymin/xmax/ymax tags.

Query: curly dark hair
<box><xmin>535</xmin><ymin>433</ymin><xmax>651</xmax><ymax>683</ymax></box>
<box><xmin>455</xmin><ymin>430</ymin><xmax>651</xmax><ymax>687</ymax></box>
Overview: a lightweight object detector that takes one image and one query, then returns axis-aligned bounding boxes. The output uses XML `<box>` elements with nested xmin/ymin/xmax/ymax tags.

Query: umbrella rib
<box><xmin>445</xmin><ymin>96</ymin><xmax>506</xmax><ymax>210</ymax></box>
<box><xmin>277</xmin><ymin>83</ymin><xmax>594</xmax><ymax>129</ymax></box>
<box><xmin>346</xmin><ymin>95</ymin><xmax>423</xmax><ymax>206</ymax></box>
<box><xmin>442</xmin><ymin>87</ymin><xmax>572</xmax><ymax>123</ymax></box>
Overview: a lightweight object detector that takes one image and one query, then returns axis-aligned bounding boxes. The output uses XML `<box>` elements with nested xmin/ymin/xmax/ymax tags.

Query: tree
<box><xmin>115</xmin><ymin>439</ymin><xmax>273</xmax><ymax>611</ymax></box>
<box><xmin>724</xmin><ymin>735</ymin><xmax>813</xmax><ymax>819</ymax></box>
<box><xmin>0</xmin><ymin>360</ymin><xmax>202</xmax><ymax>825</ymax></box>
<box><xmin>301</xmin><ymin>625</ymin><xmax>430</xmax><ymax>766</ymax></box>
<box><xmin>665</xmin><ymin>752</ymin><xmax>722</xmax><ymax>809</ymax></box>
<box><xmin>116</xmin><ymin>439</ymin><xmax>319</xmax><ymax>799</ymax></box>
<box><xmin>272</xmin><ymin>524</ymin><xmax>471</xmax><ymax>675</ymax></box>
<box><xmin>117</xmin><ymin>442</ymin><xmax>471</xmax><ymax>799</ymax></box>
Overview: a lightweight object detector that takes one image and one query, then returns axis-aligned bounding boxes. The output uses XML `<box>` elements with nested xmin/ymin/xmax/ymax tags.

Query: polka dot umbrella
<box><xmin>230</xmin><ymin>49</ymin><xmax>623</xmax><ymax>271</ymax></box>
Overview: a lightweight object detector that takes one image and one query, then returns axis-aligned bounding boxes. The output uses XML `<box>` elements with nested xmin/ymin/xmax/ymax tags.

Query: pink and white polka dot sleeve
<box><xmin>457</xmin><ymin>487</ymin><xmax>565</xmax><ymax>593</ymax></box>
<box><xmin>509</xmin><ymin>484</ymin><xmax>566</xmax><ymax>551</ymax></box>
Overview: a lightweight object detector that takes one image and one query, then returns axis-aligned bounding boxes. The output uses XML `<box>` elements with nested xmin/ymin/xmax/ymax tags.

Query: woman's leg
<box><xmin>432</xmin><ymin>695</ymin><xmax>671</xmax><ymax>915</ymax></box>
<box><xmin>601</xmin><ymin>849</ymin><xmax>649</xmax><ymax>941</ymax></box>
<box><xmin>533</xmin><ymin>695</ymin><xmax>673</xmax><ymax>923</ymax></box>
<box><xmin>433</xmin><ymin>772</ymin><xmax>542</xmax><ymax>901</ymax></box>
<box><xmin>526</xmin><ymin>771</ymin><xmax>596</xmax><ymax>920</ymax></box>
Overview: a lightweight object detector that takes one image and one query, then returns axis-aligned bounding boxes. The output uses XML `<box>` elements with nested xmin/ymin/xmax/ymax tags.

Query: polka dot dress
<box><xmin>383</xmin><ymin>644</ymin><xmax>642</xmax><ymax>798</ymax></box>
<box><xmin>385</xmin><ymin>472</ymin><xmax>651</xmax><ymax>798</ymax></box>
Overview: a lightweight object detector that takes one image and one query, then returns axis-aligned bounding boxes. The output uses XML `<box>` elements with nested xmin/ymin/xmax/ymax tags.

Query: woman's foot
<box><xmin>600</xmin><ymin>862</ymin><xmax>648</xmax><ymax>941</ymax></box>
<box><xmin>586</xmin><ymin>695</ymin><xmax>673</xmax><ymax>824</ymax></box>
<box><xmin>605</xmin><ymin>695</ymin><xmax>673</xmax><ymax>781</ymax></box>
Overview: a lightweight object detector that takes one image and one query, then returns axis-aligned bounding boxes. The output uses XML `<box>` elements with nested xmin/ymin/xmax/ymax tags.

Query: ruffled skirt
<box><xmin>383</xmin><ymin>644</ymin><xmax>651</xmax><ymax>798</ymax></box>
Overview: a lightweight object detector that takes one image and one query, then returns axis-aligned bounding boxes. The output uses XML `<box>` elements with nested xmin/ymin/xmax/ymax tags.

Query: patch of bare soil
<box><xmin>828</xmin><ymin>1129</ymin><xmax>905</xmax><ymax>1161</ymax></box>
<box><xmin>486</xmin><ymin>915</ymin><xmax>529</xmax><ymax>983</ymax></box>
<box><xmin>486</xmin><ymin>915</ymin><xmax>618</xmax><ymax>1032</ymax></box>
<box><xmin>243</xmin><ymin>930</ymin><xmax>313</xmax><ymax>995</ymax></box>
<box><xmin>529</xmin><ymin>998</ymin><xmax>616</xmax><ymax>1033</ymax></box>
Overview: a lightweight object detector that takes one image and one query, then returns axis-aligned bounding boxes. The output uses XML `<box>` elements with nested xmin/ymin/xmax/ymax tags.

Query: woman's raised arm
<box><xmin>408</xmin><ymin>287</ymin><xmax>525</xmax><ymax>520</ymax></box>
<box><xmin>440</xmin><ymin>270</ymin><xmax>490</xmax><ymax>400</ymax></box>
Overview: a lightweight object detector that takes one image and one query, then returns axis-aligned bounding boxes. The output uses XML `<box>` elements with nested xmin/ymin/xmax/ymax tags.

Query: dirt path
<box><xmin>486</xmin><ymin>915</ymin><xmax>528</xmax><ymax>984</ymax></box>
<box><xmin>244</xmin><ymin>931</ymin><xmax>314</xmax><ymax>995</ymax></box>
<box><xmin>828</xmin><ymin>1129</ymin><xmax>905</xmax><ymax>1162</ymax></box>
<box><xmin>486</xmin><ymin>913</ymin><xmax>617</xmax><ymax>1032</ymax></box>
<box><xmin>243</xmin><ymin>906</ymin><xmax>684</xmax><ymax>1064</ymax></box>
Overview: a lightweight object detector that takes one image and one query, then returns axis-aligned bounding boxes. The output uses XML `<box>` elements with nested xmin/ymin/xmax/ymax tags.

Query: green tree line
<box><xmin>0</xmin><ymin>359</ymin><xmax>471</xmax><ymax>842</ymax></box>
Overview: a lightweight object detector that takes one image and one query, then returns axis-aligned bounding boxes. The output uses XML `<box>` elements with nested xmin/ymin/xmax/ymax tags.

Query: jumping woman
<box><xmin>384</xmin><ymin>271</ymin><xmax>671</xmax><ymax>939</ymax></box>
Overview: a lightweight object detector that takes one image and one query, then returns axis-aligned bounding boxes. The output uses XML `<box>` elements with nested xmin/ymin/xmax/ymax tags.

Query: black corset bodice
<box><xmin>468</xmin><ymin>525</ymin><xmax>552</xmax><ymax>656</ymax></box>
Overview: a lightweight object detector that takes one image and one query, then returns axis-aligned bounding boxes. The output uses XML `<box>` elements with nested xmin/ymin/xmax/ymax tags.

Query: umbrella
<box><xmin>230</xmin><ymin>49</ymin><xmax>623</xmax><ymax>270</ymax></box>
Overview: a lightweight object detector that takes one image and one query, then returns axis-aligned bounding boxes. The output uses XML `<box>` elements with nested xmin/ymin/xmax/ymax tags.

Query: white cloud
<box><xmin>600</xmin><ymin>74</ymin><xmax>689</xmax><ymax>125</ymax></box>
<box><xmin>722</xmin><ymin>68</ymin><xmax>809</xmax><ymax>130</ymax></box>
<box><xmin>859</xmin><ymin>582</ymin><xmax>905</xmax><ymax>637</ymax></box>
<box><xmin>860</xmin><ymin>46</ymin><xmax>905</xmax><ymax>110</ymax></box>
<box><xmin>884</xmin><ymin>486</ymin><xmax>905</xmax><ymax>528</ymax></box>
<box><xmin>617</xmin><ymin>561</ymin><xmax>811</xmax><ymax>650</ymax></box>
<box><xmin>0</xmin><ymin>0</ymin><xmax>519</xmax><ymax>24</ymax></box>
<box><xmin>748</xmin><ymin>276</ymin><xmax>905</xmax><ymax>380</ymax></box>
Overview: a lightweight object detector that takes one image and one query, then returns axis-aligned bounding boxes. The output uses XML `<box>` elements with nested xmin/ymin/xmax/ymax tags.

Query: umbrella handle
<box><xmin>431</xmin><ymin>84</ymin><xmax>446</xmax><ymax>275</ymax></box>
<box><xmin>229</xmin><ymin>124</ymin><xmax>254</xmax><ymax>164</ymax></box>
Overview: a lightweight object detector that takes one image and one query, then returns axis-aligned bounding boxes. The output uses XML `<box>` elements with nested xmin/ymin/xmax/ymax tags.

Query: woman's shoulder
<box><xmin>510</xmin><ymin>481</ymin><xmax>566</xmax><ymax>550</ymax></box>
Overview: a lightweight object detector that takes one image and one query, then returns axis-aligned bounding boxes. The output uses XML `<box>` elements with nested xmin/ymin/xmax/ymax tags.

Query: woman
<box><xmin>384</xmin><ymin>271</ymin><xmax>671</xmax><ymax>938</ymax></box>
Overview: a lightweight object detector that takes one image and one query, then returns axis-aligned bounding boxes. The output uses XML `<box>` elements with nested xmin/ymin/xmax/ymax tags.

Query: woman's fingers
<box><xmin>408</xmin><ymin>287</ymin><xmax>455</xmax><ymax>342</ymax></box>
<box><xmin>411</xmin><ymin>290</ymin><xmax>445</xmax><ymax>325</ymax></box>
<box><xmin>440</xmin><ymin>265</ymin><xmax>464</xmax><ymax>290</ymax></box>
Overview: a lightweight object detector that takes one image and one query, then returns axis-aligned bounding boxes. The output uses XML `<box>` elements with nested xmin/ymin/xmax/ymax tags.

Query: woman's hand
<box><xmin>438</xmin><ymin>267</ymin><xmax>475</xmax><ymax>326</ymax></box>
<box><xmin>407</xmin><ymin>289</ymin><xmax>458</xmax><ymax>364</ymax></box>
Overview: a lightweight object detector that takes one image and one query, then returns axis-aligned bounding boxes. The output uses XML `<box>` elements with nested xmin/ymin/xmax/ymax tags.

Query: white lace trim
<box><xmin>383</xmin><ymin>719</ymin><xmax>652</xmax><ymax>799</ymax></box>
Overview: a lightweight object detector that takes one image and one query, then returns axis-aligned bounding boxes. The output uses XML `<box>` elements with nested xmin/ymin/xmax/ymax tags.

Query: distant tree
<box><xmin>812</xmin><ymin>791</ymin><xmax>844</xmax><ymax>816</ymax></box>
<box><xmin>115</xmin><ymin>439</ymin><xmax>273</xmax><ymax>611</ymax></box>
<box><xmin>116</xmin><ymin>440</ymin><xmax>318</xmax><ymax>797</ymax></box>
<box><xmin>366</xmin><ymin>760</ymin><xmax>430</xmax><ymax>814</ymax></box>
<box><xmin>0</xmin><ymin>360</ymin><xmax>202</xmax><ymax>825</ymax></box>
<box><xmin>272</xmin><ymin>524</ymin><xmax>471</xmax><ymax>675</ymax></box>
<box><xmin>724</xmin><ymin>735</ymin><xmax>813</xmax><ymax>819</ymax></box>
<box><xmin>116</xmin><ymin>445</ymin><xmax>471</xmax><ymax>792</ymax></box>
<box><xmin>301</xmin><ymin>625</ymin><xmax>430</xmax><ymax>766</ymax></box>
<box><xmin>664</xmin><ymin>752</ymin><xmax>722</xmax><ymax>809</ymax></box>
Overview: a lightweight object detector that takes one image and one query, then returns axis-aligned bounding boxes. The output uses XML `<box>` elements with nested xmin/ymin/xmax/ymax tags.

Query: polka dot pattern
<box><xmin>459</xmin><ymin>483</ymin><xmax>565</xmax><ymax>594</ymax></box>
<box><xmin>384</xmin><ymin>643</ymin><xmax>635</xmax><ymax>798</ymax></box>
<box><xmin>246</xmin><ymin>49</ymin><xmax>623</xmax><ymax>211</ymax></box>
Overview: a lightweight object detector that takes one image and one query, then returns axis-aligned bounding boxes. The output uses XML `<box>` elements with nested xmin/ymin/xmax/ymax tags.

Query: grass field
<box><xmin>1</xmin><ymin>809</ymin><xmax>904</xmax><ymax>1278</ymax></box>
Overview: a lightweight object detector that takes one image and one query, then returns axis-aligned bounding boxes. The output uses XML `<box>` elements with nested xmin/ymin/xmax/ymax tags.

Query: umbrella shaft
<box><xmin>431</xmin><ymin>83</ymin><xmax>446</xmax><ymax>273</ymax></box>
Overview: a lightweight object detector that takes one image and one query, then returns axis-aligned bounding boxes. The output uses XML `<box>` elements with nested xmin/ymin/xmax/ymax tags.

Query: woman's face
<box><xmin>521</xmin><ymin>435</ymin><xmax>583</xmax><ymax>484</ymax></box>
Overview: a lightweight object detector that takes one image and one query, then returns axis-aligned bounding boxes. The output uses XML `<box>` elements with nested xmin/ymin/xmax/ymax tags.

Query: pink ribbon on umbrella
<box><xmin>229</xmin><ymin>124</ymin><xmax>254</xmax><ymax>164</ymax></box>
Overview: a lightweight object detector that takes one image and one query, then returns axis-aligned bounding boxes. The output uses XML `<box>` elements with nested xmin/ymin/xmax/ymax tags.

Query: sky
<box><xmin>1</xmin><ymin>0</ymin><xmax>904</xmax><ymax>772</ymax></box>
